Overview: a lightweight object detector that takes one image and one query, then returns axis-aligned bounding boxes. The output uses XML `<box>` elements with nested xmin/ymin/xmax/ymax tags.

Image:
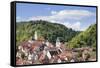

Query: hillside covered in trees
<box><xmin>16</xmin><ymin>20</ymin><xmax>97</xmax><ymax>64</ymax></box>
<box><xmin>16</xmin><ymin>20</ymin><xmax>96</xmax><ymax>49</ymax></box>
<box><xmin>68</xmin><ymin>24</ymin><xmax>96</xmax><ymax>48</ymax></box>
<box><xmin>16</xmin><ymin>20</ymin><xmax>80</xmax><ymax>45</ymax></box>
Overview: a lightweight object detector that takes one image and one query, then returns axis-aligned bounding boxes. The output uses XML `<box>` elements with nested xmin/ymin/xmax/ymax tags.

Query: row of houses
<box><xmin>16</xmin><ymin>38</ymin><xmax>72</xmax><ymax>65</ymax></box>
<box><xmin>16</xmin><ymin>31</ymin><xmax>70</xmax><ymax>65</ymax></box>
<box><xmin>16</xmin><ymin>31</ymin><xmax>94</xmax><ymax>65</ymax></box>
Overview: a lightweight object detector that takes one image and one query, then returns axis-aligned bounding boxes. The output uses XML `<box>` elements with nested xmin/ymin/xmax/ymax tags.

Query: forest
<box><xmin>16</xmin><ymin>20</ymin><xmax>96</xmax><ymax>48</ymax></box>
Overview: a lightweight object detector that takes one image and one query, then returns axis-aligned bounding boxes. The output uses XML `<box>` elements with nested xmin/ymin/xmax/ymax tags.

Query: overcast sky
<box><xmin>16</xmin><ymin>3</ymin><xmax>96</xmax><ymax>31</ymax></box>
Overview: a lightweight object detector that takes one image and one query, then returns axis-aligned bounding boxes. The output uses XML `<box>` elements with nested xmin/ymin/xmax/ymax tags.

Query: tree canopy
<box><xmin>16</xmin><ymin>20</ymin><xmax>79</xmax><ymax>45</ymax></box>
<box><xmin>68</xmin><ymin>24</ymin><xmax>96</xmax><ymax>48</ymax></box>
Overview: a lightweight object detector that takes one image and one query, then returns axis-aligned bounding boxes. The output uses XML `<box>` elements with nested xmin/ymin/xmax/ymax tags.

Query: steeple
<box><xmin>34</xmin><ymin>31</ymin><xmax>38</xmax><ymax>40</ymax></box>
<box><xmin>56</xmin><ymin>37</ymin><xmax>61</xmax><ymax>47</ymax></box>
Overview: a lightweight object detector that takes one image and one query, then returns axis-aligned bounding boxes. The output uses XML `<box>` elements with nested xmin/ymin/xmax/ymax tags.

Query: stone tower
<box><xmin>56</xmin><ymin>37</ymin><xmax>61</xmax><ymax>47</ymax></box>
<box><xmin>34</xmin><ymin>31</ymin><xmax>38</xmax><ymax>40</ymax></box>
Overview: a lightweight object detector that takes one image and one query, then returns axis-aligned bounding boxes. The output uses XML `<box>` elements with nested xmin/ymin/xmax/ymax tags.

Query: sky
<box><xmin>16</xmin><ymin>3</ymin><xmax>97</xmax><ymax>31</ymax></box>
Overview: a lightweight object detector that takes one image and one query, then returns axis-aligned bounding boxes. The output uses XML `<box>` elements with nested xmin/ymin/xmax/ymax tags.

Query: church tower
<box><xmin>56</xmin><ymin>37</ymin><xmax>61</xmax><ymax>47</ymax></box>
<box><xmin>34</xmin><ymin>31</ymin><xmax>38</xmax><ymax>40</ymax></box>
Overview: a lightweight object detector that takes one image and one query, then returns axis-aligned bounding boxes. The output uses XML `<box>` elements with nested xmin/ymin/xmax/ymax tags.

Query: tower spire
<box><xmin>56</xmin><ymin>37</ymin><xmax>61</xmax><ymax>47</ymax></box>
<box><xmin>34</xmin><ymin>31</ymin><xmax>38</xmax><ymax>40</ymax></box>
